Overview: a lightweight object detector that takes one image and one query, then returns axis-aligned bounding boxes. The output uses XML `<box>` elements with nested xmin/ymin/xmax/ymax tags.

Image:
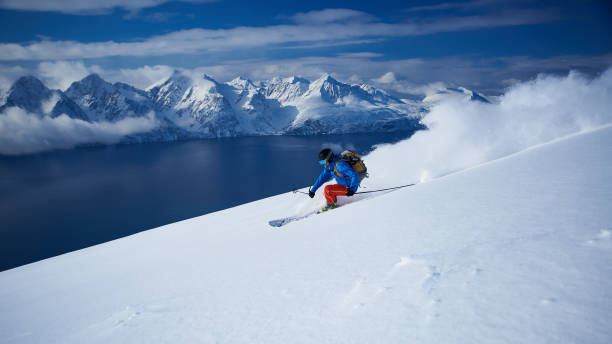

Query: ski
<box><xmin>268</xmin><ymin>206</ymin><xmax>340</xmax><ymax>228</ymax></box>
<box><xmin>269</xmin><ymin>210</ymin><xmax>319</xmax><ymax>227</ymax></box>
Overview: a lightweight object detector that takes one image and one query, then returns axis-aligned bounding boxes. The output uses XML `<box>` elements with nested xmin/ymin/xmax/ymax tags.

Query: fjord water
<box><xmin>0</xmin><ymin>132</ymin><xmax>413</xmax><ymax>271</ymax></box>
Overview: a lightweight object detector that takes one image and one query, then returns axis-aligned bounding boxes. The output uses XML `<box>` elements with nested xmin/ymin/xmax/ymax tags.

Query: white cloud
<box><xmin>1</xmin><ymin>53</ymin><xmax>610</xmax><ymax>101</ymax></box>
<box><xmin>0</xmin><ymin>0</ymin><xmax>214</xmax><ymax>15</ymax></box>
<box><xmin>405</xmin><ymin>0</ymin><xmax>508</xmax><ymax>12</ymax></box>
<box><xmin>406</xmin><ymin>82</ymin><xmax>450</xmax><ymax>96</ymax></box>
<box><xmin>0</xmin><ymin>9</ymin><xmax>558</xmax><ymax>61</ymax></box>
<box><xmin>137</xmin><ymin>11</ymin><xmax>194</xmax><ymax>22</ymax></box>
<box><xmin>1</xmin><ymin>62</ymin><xmax>173</xmax><ymax>92</ymax></box>
<box><xmin>115</xmin><ymin>65</ymin><xmax>175</xmax><ymax>89</ymax></box>
<box><xmin>338</xmin><ymin>52</ymin><xmax>383</xmax><ymax>59</ymax></box>
<box><xmin>373</xmin><ymin>72</ymin><xmax>397</xmax><ymax>84</ymax></box>
<box><xmin>40</xmin><ymin>92</ymin><xmax>60</xmax><ymax>114</ymax></box>
<box><xmin>0</xmin><ymin>65</ymin><xmax>27</xmax><ymax>100</ymax></box>
<box><xmin>37</xmin><ymin>60</ymin><xmax>102</xmax><ymax>90</ymax></box>
<box><xmin>0</xmin><ymin>108</ymin><xmax>159</xmax><ymax>155</ymax></box>
<box><xmin>365</xmin><ymin>68</ymin><xmax>612</xmax><ymax>187</ymax></box>
<box><xmin>147</xmin><ymin>53</ymin><xmax>611</xmax><ymax>97</ymax></box>
<box><xmin>290</xmin><ymin>9</ymin><xmax>376</xmax><ymax>24</ymax></box>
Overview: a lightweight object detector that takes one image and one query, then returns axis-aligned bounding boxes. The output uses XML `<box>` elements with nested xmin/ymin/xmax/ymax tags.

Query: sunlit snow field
<box><xmin>1</xmin><ymin>70</ymin><xmax>611</xmax><ymax>343</ymax></box>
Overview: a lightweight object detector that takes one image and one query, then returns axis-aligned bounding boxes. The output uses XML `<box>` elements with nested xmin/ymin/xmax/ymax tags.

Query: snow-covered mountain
<box><xmin>0</xmin><ymin>76</ymin><xmax>88</xmax><ymax>120</ymax></box>
<box><xmin>1</xmin><ymin>72</ymin><xmax>491</xmax><ymax>147</ymax></box>
<box><xmin>1</xmin><ymin>123</ymin><xmax>610</xmax><ymax>343</ymax></box>
<box><xmin>264</xmin><ymin>76</ymin><xmax>310</xmax><ymax>103</ymax></box>
<box><xmin>284</xmin><ymin>74</ymin><xmax>425</xmax><ymax>134</ymax></box>
<box><xmin>147</xmin><ymin>71</ymin><xmax>429</xmax><ymax>137</ymax></box>
<box><xmin>146</xmin><ymin>71</ymin><xmax>425</xmax><ymax>136</ymax></box>
<box><xmin>221</xmin><ymin>76</ymin><xmax>296</xmax><ymax>135</ymax></box>
<box><xmin>148</xmin><ymin>72</ymin><xmax>240</xmax><ymax>137</ymax></box>
<box><xmin>65</xmin><ymin>74</ymin><xmax>155</xmax><ymax>122</ymax></box>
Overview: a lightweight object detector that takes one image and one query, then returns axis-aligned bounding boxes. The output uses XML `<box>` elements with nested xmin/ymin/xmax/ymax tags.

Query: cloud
<box><xmin>338</xmin><ymin>52</ymin><xmax>383</xmax><ymax>59</ymax></box>
<box><xmin>0</xmin><ymin>61</ymin><xmax>174</xmax><ymax>92</ymax></box>
<box><xmin>2</xmin><ymin>53</ymin><xmax>610</xmax><ymax>103</ymax></box>
<box><xmin>405</xmin><ymin>0</ymin><xmax>509</xmax><ymax>12</ymax></box>
<box><xmin>290</xmin><ymin>9</ymin><xmax>376</xmax><ymax>24</ymax></box>
<box><xmin>371</xmin><ymin>71</ymin><xmax>451</xmax><ymax>97</ymax></box>
<box><xmin>181</xmin><ymin>53</ymin><xmax>611</xmax><ymax>96</ymax></box>
<box><xmin>0</xmin><ymin>62</ymin><xmax>175</xmax><ymax>95</ymax></box>
<box><xmin>365</xmin><ymin>68</ymin><xmax>612</xmax><ymax>187</ymax></box>
<box><xmin>0</xmin><ymin>9</ymin><xmax>559</xmax><ymax>61</ymax></box>
<box><xmin>37</xmin><ymin>60</ymin><xmax>103</xmax><ymax>90</ymax></box>
<box><xmin>137</xmin><ymin>11</ymin><xmax>195</xmax><ymax>22</ymax></box>
<box><xmin>364</xmin><ymin>54</ymin><xmax>612</xmax><ymax>96</ymax></box>
<box><xmin>40</xmin><ymin>92</ymin><xmax>61</xmax><ymax>114</ymax></box>
<box><xmin>115</xmin><ymin>65</ymin><xmax>175</xmax><ymax>89</ymax></box>
<box><xmin>406</xmin><ymin>82</ymin><xmax>450</xmax><ymax>96</ymax></box>
<box><xmin>0</xmin><ymin>0</ymin><xmax>215</xmax><ymax>15</ymax></box>
<box><xmin>0</xmin><ymin>108</ymin><xmax>159</xmax><ymax>155</ymax></box>
<box><xmin>0</xmin><ymin>65</ymin><xmax>27</xmax><ymax>102</ymax></box>
<box><xmin>373</xmin><ymin>72</ymin><xmax>397</xmax><ymax>84</ymax></box>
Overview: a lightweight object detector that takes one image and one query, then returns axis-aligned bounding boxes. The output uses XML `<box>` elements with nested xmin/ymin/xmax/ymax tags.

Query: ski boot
<box><xmin>320</xmin><ymin>203</ymin><xmax>337</xmax><ymax>212</ymax></box>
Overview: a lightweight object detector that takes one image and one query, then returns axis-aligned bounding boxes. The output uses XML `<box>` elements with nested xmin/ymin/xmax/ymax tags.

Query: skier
<box><xmin>308</xmin><ymin>148</ymin><xmax>359</xmax><ymax>212</ymax></box>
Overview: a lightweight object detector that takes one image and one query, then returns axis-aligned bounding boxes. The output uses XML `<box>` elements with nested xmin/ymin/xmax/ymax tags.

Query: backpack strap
<box><xmin>334</xmin><ymin>159</ymin><xmax>348</xmax><ymax>178</ymax></box>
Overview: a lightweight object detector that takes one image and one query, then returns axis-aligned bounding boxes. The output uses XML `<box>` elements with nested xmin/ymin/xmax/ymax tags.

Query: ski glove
<box><xmin>308</xmin><ymin>189</ymin><xmax>315</xmax><ymax>198</ymax></box>
<box><xmin>346</xmin><ymin>189</ymin><xmax>355</xmax><ymax>196</ymax></box>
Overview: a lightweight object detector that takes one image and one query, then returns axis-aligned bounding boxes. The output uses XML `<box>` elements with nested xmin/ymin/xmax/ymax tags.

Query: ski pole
<box><xmin>354</xmin><ymin>183</ymin><xmax>415</xmax><ymax>194</ymax></box>
<box><xmin>292</xmin><ymin>189</ymin><xmax>310</xmax><ymax>195</ymax></box>
<box><xmin>292</xmin><ymin>183</ymin><xmax>415</xmax><ymax>196</ymax></box>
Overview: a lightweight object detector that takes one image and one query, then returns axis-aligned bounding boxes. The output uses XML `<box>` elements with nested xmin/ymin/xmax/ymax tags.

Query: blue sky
<box><xmin>0</xmin><ymin>0</ymin><xmax>611</xmax><ymax>95</ymax></box>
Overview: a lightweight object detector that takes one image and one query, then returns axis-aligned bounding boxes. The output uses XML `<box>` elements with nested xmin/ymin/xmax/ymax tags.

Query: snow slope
<box><xmin>1</xmin><ymin>123</ymin><xmax>611</xmax><ymax>343</ymax></box>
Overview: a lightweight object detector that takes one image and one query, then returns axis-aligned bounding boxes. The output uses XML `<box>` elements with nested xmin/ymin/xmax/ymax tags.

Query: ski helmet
<box><xmin>318</xmin><ymin>148</ymin><xmax>333</xmax><ymax>164</ymax></box>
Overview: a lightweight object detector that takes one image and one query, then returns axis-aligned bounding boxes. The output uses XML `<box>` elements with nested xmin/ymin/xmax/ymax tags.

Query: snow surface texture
<box><xmin>1</xmin><ymin>120</ymin><xmax>612</xmax><ymax>341</ymax></box>
<box><xmin>0</xmin><ymin>72</ymin><xmax>424</xmax><ymax>155</ymax></box>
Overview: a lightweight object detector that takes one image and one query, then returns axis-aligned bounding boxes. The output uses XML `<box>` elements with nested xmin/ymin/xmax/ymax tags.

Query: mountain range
<box><xmin>0</xmin><ymin>72</ymin><xmax>488</xmax><ymax>143</ymax></box>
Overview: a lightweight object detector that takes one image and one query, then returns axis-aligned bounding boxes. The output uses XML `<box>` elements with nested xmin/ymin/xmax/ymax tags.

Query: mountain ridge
<box><xmin>0</xmin><ymin>72</ymin><xmax>486</xmax><ymax>145</ymax></box>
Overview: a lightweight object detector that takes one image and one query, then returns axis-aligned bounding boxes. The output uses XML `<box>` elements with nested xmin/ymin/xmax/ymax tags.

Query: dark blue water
<box><xmin>0</xmin><ymin>132</ymin><xmax>414</xmax><ymax>271</ymax></box>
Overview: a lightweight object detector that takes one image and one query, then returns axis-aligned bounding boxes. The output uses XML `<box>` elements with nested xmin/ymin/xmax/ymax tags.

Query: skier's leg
<box><xmin>324</xmin><ymin>184</ymin><xmax>348</xmax><ymax>204</ymax></box>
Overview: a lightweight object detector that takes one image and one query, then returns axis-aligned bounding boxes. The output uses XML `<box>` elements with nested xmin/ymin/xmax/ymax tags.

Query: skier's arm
<box><xmin>338</xmin><ymin>161</ymin><xmax>360</xmax><ymax>192</ymax></box>
<box><xmin>311</xmin><ymin>168</ymin><xmax>332</xmax><ymax>192</ymax></box>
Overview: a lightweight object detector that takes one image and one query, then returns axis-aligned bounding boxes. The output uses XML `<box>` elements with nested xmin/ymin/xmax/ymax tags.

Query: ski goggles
<box><xmin>319</xmin><ymin>159</ymin><xmax>327</xmax><ymax>165</ymax></box>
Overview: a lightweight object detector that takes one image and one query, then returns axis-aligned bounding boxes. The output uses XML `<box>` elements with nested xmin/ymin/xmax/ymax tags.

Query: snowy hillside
<box><xmin>1</xmin><ymin>122</ymin><xmax>611</xmax><ymax>343</ymax></box>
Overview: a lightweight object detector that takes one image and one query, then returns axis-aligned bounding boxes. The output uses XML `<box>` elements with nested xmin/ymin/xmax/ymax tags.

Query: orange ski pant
<box><xmin>324</xmin><ymin>184</ymin><xmax>348</xmax><ymax>205</ymax></box>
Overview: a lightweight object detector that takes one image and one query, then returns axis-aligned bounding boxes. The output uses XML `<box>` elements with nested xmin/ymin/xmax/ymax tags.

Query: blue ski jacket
<box><xmin>311</xmin><ymin>155</ymin><xmax>360</xmax><ymax>193</ymax></box>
